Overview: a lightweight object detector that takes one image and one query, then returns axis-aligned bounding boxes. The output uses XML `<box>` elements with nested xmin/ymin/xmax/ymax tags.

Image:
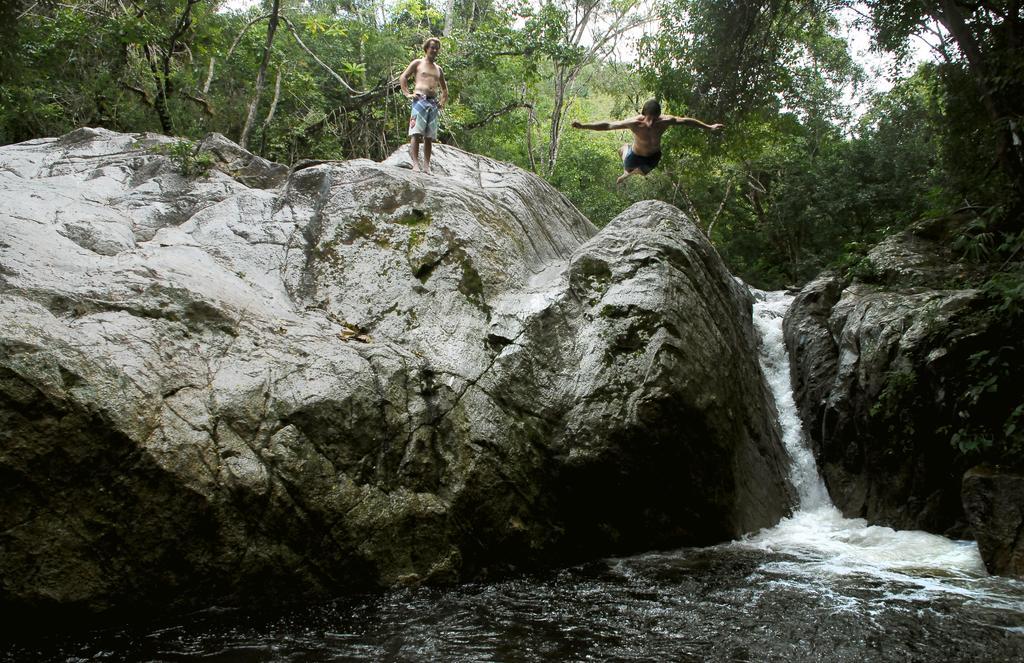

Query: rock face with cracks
<box><xmin>0</xmin><ymin>128</ymin><xmax>793</xmax><ymax>622</ymax></box>
<box><xmin>782</xmin><ymin>217</ymin><xmax>1018</xmax><ymax>550</ymax></box>
<box><xmin>784</xmin><ymin>272</ymin><xmax>977</xmax><ymax>534</ymax></box>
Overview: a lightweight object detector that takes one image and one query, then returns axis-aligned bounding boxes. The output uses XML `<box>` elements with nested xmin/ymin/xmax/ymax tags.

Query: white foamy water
<box><xmin>739</xmin><ymin>288</ymin><xmax>1016</xmax><ymax>599</ymax></box>
<box><xmin>749</xmin><ymin>289</ymin><xmax>831</xmax><ymax>509</ymax></box>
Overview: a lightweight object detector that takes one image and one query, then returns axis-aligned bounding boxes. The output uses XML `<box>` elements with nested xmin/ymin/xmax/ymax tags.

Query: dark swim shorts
<box><xmin>623</xmin><ymin>146</ymin><xmax>662</xmax><ymax>174</ymax></box>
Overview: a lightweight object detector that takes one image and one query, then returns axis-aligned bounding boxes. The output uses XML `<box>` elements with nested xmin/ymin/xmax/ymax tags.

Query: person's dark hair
<box><xmin>423</xmin><ymin>37</ymin><xmax>441</xmax><ymax>52</ymax></box>
<box><xmin>641</xmin><ymin>99</ymin><xmax>661</xmax><ymax>117</ymax></box>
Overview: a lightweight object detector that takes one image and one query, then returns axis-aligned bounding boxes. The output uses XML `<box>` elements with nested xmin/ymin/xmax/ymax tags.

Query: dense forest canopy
<box><xmin>1</xmin><ymin>0</ymin><xmax>1022</xmax><ymax>466</ymax></box>
<box><xmin>0</xmin><ymin>1</ymin><xmax>1019</xmax><ymax>277</ymax></box>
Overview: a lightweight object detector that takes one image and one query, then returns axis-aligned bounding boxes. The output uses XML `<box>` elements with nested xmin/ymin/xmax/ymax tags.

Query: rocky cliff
<box><xmin>0</xmin><ymin>128</ymin><xmax>793</xmax><ymax>622</ymax></box>
<box><xmin>784</xmin><ymin>215</ymin><xmax>1024</xmax><ymax>574</ymax></box>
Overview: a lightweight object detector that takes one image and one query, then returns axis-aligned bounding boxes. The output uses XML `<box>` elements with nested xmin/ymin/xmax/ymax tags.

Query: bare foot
<box><xmin>411</xmin><ymin>163</ymin><xmax>421</xmax><ymax>172</ymax></box>
<box><xmin>423</xmin><ymin>164</ymin><xmax>432</xmax><ymax>175</ymax></box>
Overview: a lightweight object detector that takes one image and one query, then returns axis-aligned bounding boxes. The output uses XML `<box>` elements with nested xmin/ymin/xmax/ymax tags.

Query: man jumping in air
<box><xmin>399</xmin><ymin>37</ymin><xmax>449</xmax><ymax>175</ymax></box>
<box><xmin>572</xmin><ymin>99</ymin><xmax>724</xmax><ymax>187</ymax></box>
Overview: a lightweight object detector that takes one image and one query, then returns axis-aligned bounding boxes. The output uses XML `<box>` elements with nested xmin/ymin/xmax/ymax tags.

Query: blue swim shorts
<box><xmin>409</xmin><ymin>95</ymin><xmax>440</xmax><ymax>140</ymax></box>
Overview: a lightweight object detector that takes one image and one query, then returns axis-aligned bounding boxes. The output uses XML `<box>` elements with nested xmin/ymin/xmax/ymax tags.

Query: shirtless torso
<box><xmin>399</xmin><ymin>45</ymin><xmax>448</xmax><ymax>104</ymax></box>
<box><xmin>625</xmin><ymin>115</ymin><xmax>670</xmax><ymax>156</ymax></box>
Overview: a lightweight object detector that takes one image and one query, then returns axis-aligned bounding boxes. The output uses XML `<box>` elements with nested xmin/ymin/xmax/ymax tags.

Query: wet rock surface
<box><xmin>783</xmin><ymin>216</ymin><xmax>1005</xmax><ymax>539</ymax></box>
<box><xmin>962</xmin><ymin>465</ymin><xmax>1024</xmax><ymax>577</ymax></box>
<box><xmin>0</xmin><ymin>128</ymin><xmax>792</xmax><ymax>622</ymax></box>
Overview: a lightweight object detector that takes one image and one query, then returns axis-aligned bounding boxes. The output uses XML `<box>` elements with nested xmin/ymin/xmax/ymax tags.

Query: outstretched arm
<box><xmin>668</xmin><ymin>116</ymin><xmax>724</xmax><ymax>131</ymax></box>
<box><xmin>571</xmin><ymin>118</ymin><xmax>638</xmax><ymax>131</ymax></box>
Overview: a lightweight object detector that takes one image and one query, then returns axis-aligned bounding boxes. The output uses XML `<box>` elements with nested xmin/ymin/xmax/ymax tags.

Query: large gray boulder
<box><xmin>0</xmin><ymin>128</ymin><xmax>793</xmax><ymax>621</ymax></box>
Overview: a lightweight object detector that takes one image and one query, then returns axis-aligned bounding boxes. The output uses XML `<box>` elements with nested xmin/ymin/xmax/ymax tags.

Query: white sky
<box><xmin>219</xmin><ymin>0</ymin><xmax>259</xmax><ymax>10</ymax></box>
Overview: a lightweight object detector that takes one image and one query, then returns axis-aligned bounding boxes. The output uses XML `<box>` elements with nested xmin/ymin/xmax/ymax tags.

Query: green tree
<box><xmin>866</xmin><ymin>0</ymin><xmax>1024</xmax><ymax>205</ymax></box>
<box><xmin>633</xmin><ymin>0</ymin><xmax>867</xmax><ymax>285</ymax></box>
<box><xmin>0</xmin><ymin>1</ymin><xmax>255</xmax><ymax>141</ymax></box>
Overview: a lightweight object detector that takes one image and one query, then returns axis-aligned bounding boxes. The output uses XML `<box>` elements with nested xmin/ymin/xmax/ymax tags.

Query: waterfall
<box><xmin>750</xmin><ymin>288</ymin><xmax>831</xmax><ymax>510</ymax></box>
<box><xmin>741</xmin><ymin>288</ymin><xmax>989</xmax><ymax>580</ymax></box>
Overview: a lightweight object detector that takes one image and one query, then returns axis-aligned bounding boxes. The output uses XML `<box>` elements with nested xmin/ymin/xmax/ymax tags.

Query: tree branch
<box><xmin>463</xmin><ymin>102</ymin><xmax>534</xmax><ymax>130</ymax></box>
<box><xmin>182</xmin><ymin>92</ymin><xmax>214</xmax><ymax>116</ymax></box>
<box><xmin>16</xmin><ymin>1</ymin><xmax>39</xmax><ymax>20</ymax></box>
<box><xmin>279</xmin><ymin>14</ymin><xmax>365</xmax><ymax>95</ymax></box>
<box><xmin>226</xmin><ymin>13</ymin><xmax>273</xmax><ymax>61</ymax></box>
<box><xmin>347</xmin><ymin>78</ymin><xmax>402</xmax><ymax>104</ymax></box>
<box><xmin>122</xmin><ymin>82</ymin><xmax>153</xmax><ymax>107</ymax></box>
<box><xmin>708</xmin><ymin>177</ymin><xmax>734</xmax><ymax>241</ymax></box>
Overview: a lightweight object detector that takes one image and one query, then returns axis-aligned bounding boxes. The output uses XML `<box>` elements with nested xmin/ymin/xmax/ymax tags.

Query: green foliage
<box><xmin>547</xmin><ymin>88</ymin><xmax>638</xmax><ymax>226</ymax></box>
<box><xmin>952</xmin><ymin>216</ymin><xmax>998</xmax><ymax>263</ymax></box>
<box><xmin>638</xmin><ymin>0</ymin><xmax>860</xmax><ymax>122</ymax></box>
<box><xmin>984</xmin><ymin>269</ymin><xmax>1024</xmax><ymax>317</ymax></box>
<box><xmin>865</xmin><ymin>0</ymin><xmax>1024</xmax><ymax>206</ymax></box>
<box><xmin>938</xmin><ymin>268</ymin><xmax>1024</xmax><ymax>466</ymax></box>
<box><xmin>869</xmin><ymin>364</ymin><xmax>918</xmax><ymax>430</ymax></box>
<box><xmin>632</xmin><ymin>0</ymin><xmax>906</xmax><ymax>287</ymax></box>
<box><xmin>393</xmin><ymin>0</ymin><xmax>444</xmax><ymax>33</ymax></box>
<box><xmin>0</xmin><ymin>0</ymin><xmax>1018</xmax><ymax>292</ymax></box>
<box><xmin>845</xmin><ymin>255</ymin><xmax>883</xmax><ymax>283</ymax></box>
<box><xmin>948</xmin><ymin>335</ymin><xmax>1024</xmax><ymax>463</ymax></box>
<box><xmin>1</xmin><ymin>0</ymin><xmax>427</xmax><ymax>160</ymax></box>
<box><xmin>154</xmin><ymin>139</ymin><xmax>216</xmax><ymax>178</ymax></box>
<box><xmin>443</xmin><ymin>5</ymin><xmax>542</xmax><ymax>168</ymax></box>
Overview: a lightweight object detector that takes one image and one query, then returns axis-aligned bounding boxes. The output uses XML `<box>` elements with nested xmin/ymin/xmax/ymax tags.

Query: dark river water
<box><xmin>4</xmin><ymin>291</ymin><xmax>1023</xmax><ymax>662</ymax></box>
<box><xmin>5</xmin><ymin>540</ymin><xmax>1024</xmax><ymax>662</ymax></box>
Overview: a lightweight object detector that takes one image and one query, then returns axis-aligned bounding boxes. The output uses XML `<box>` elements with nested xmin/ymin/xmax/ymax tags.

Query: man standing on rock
<box><xmin>571</xmin><ymin>99</ymin><xmax>723</xmax><ymax>188</ymax></box>
<box><xmin>399</xmin><ymin>37</ymin><xmax>449</xmax><ymax>175</ymax></box>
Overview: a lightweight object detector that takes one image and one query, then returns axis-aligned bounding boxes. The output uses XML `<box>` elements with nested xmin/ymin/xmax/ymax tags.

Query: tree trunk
<box><xmin>240</xmin><ymin>0</ymin><xmax>281</xmax><ymax>150</ymax></box>
<box><xmin>143</xmin><ymin>44</ymin><xmax>174</xmax><ymax>134</ymax></box>
<box><xmin>546</xmin><ymin>71</ymin><xmax>567</xmax><ymax>177</ymax></box>
<box><xmin>526</xmin><ymin>100</ymin><xmax>538</xmax><ymax>173</ymax></box>
<box><xmin>203</xmin><ymin>56</ymin><xmax>215</xmax><ymax>95</ymax></box>
<box><xmin>150</xmin><ymin>0</ymin><xmax>202</xmax><ymax>135</ymax></box>
<box><xmin>443</xmin><ymin>0</ymin><xmax>456</xmax><ymax>36</ymax></box>
<box><xmin>707</xmin><ymin>178</ymin><xmax>734</xmax><ymax>240</ymax></box>
<box><xmin>934</xmin><ymin>0</ymin><xmax>1024</xmax><ymax>197</ymax></box>
<box><xmin>258</xmin><ymin>67</ymin><xmax>284</xmax><ymax>155</ymax></box>
<box><xmin>678</xmin><ymin>184</ymin><xmax>706</xmax><ymax>232</ymax></box>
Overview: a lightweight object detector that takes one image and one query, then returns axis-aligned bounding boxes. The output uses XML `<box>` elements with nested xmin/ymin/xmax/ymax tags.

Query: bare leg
<box><xmin>423</xmin><ymin>138</ymin><xmax>433</xmax><ymax>175</ymax></box>
<box><xmin>616</xmin><ymin>169</ymin><xmax>639</xmax><ymax>190</ymax></box>
<box><xmin>616</xmin><ymin>144</ymin><xmax>633</xmax><ymax>189</ymax></box>
<box><xmin>409</xmin><ymin>135</ymin><xmax>422</xmax><ymax>172</ymax></box>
